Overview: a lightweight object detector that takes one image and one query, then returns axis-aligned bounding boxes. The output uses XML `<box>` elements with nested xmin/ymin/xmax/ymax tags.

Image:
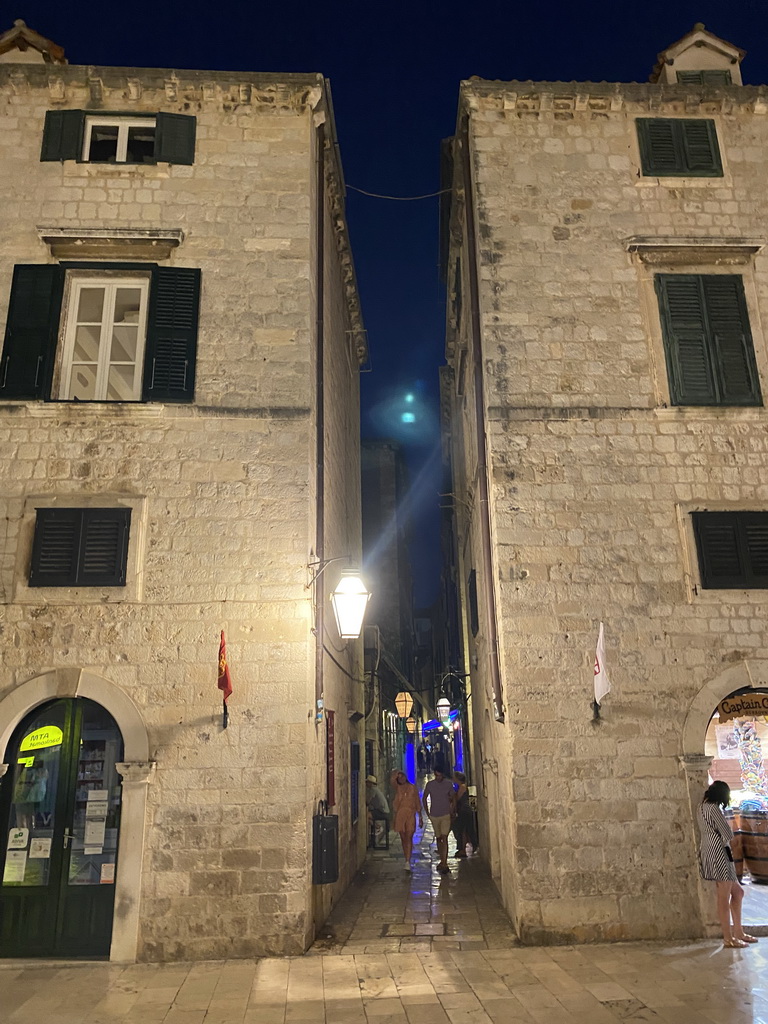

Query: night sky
<box><xmin>11</xmin><ymin>2</ymin><xmax>768</xmax><ymax>604</ymax></box>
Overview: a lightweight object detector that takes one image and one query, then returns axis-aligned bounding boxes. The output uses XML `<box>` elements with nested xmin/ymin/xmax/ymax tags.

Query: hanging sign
<box><xmin>717</xmin><ymin>693</ymin><xmax>768</xmax><ymax>722</ymax></box>
<box><xmin>19</xmin><ymin>726</ymin><xmax>63</xmax><ymax>752</ymax></box>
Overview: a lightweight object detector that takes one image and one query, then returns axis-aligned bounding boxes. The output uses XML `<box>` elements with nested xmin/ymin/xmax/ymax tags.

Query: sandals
<box><xmin>724</xmin><ymin>938</ymin><xmax>749</xmax><ymax>948</ymax></box>
<box><xmin>740</xmin><ymin>934</ymin><xmax>760</xmax><ymax>944</ymax></box>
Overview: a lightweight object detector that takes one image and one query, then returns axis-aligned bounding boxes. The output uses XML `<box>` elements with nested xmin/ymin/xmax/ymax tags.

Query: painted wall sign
<box><xmin>326</xmin><ymin>709</ymin><xmax>335</xmax><ymax>807</ymax></box>
<box><xmin>19</xmin><ymin>726</ymin><xmax>63</xmax><ymax>752</ymax></box>
<box><xmin>717</xmin><ymin>693</ymin><xmax>768</xmax><ymax>722</ymax></box>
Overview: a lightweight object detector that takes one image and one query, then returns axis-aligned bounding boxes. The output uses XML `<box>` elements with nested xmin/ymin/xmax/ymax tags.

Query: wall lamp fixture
<box><xmin>307</xmin><ymin>557</ymin><xmax>371</xmax><ymax>640</ymax></box>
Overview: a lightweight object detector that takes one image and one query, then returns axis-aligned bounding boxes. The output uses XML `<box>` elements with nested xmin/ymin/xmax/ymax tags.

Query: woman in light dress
<box><xmin>391</xmin><ymin>770</ymin><xmax>422</xmax><ymax>872</ymax></box>
<box><xmin>698</xmin><ymin>780</ymin><xmax>758</xmax><ymax>948</ymax></box>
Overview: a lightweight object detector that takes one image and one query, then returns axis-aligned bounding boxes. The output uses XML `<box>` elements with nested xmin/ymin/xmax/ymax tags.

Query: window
<box><xmin>655</xmin><ymin>274</ymin><xmax>761</xmax><ymax>406</ymax></box>
<box><xmin>29</xmin><ymin>508</ymin><xmax>131</xmax><ymax>587</ymax></box>
<box><xmin>636</xmin><ymin>118</ymin><xmax>722</xmax><ymax>177</ymax></box>
<box><xmin>1</xmin><ymin>264</ymin><xmax>200</xmax><ymax>404</ymax></box>
<box><xmin>41</xmin><ymin>110</ymin><xmax>196</xmax><ymax>165</ymax></box>
<box><xmin>677</xmin><ymin>70</ymin><xmax>732</xmax><ymax>85</ymax></box>
<box><xmin>692</xmin><ymin>512</ymin><xmax>768</xmax><ymax>589</ymax></box>
<box><xmin>61</xmin><ymin>277</ymin><xmax>149</xmax><ymax>401</ymax></box>
<box><xmin>83</xmin><ymin>117</ymin><xmax>157</xmax><ymax>164</ymax></box>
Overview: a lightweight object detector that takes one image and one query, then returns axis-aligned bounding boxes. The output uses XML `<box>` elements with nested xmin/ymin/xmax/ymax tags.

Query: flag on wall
<box><xmin>218</xmin><ymin>630</ymin><xmax>233</xmax><ymax>728</ymax></box>
<box><xmin>593</xmin><ymin>621</ymin><xmax>610</xmax><ymax>706</ymax></box>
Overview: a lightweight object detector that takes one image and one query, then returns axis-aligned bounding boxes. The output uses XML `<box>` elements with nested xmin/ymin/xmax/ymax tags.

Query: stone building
<box><xmin>442</xmin><ymin>24</ymin><xmax>768</xmax><ymax>942</ymax></box>
<box><xmin>0</xmin><ymin>22</ymin><xmax>368</xmax><ymax>960</ymax></box>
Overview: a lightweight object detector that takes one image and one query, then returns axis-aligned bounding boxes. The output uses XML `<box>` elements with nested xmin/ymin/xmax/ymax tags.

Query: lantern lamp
<box><xmin>395</xmin><ymin>691</ymin><xmax>413</xmax><ymax>719</ymax></box>
<box><xmin>405</xmin><ymin>716</ymin><xmax>417</xmax><ymax>734</ymax></box>
<box><xmin>437</xmin><ymin>696</ymin><xmax>451</xmax><ymax>722</ymax></box>
<box><xmin>330</xmin><ymin>568</ymin><xmax>371</xmax><ymax>639</ymax></box>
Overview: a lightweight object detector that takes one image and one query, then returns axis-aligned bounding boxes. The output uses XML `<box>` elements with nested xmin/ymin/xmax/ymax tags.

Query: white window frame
<box><xmin>82</xmin><ymin>116</ymin><xmax>157</xmax><ymax>163</ymax></box>
<box><xmin>59</xmin><ymin>275</ymin><xmax>150</xmax><ymax>402</ymax></box>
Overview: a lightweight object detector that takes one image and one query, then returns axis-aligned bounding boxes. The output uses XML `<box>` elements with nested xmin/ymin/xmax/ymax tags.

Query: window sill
<box><xmin>626</xmin><ymin>236</ymin><xmax>763</xmax><ymax>266</ymax></box>
<box><xmin>37</xmin><ymin>227</ymin><xmax>184</xmax><ymax>261</ymax></box>
<box><xmin>0</xmin><ymin>401</ymin><xmax>166</xmax><ymax>419</ymax></box>
<box><xmin>655</xmin><ymin>405</ymin><xmax>765</xmax><ymax>420</ymax></box>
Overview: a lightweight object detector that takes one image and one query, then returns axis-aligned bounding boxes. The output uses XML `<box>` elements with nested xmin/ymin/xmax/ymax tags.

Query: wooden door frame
<box><xmin>0</xmin><ymin>668</ymin><xmax>153</xmax><ymax>962</ymax></box>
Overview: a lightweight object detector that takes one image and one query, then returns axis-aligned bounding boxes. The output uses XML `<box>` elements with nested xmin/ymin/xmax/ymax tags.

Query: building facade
<box><xmin>442</xmin><ymin>25</ymin><xmax>768</xmax><ymax>942</ymax></box>
<box><xmin>0</xmin><ymin>22</ymin><xmax>368</xmax><ymax>960</ymax></box>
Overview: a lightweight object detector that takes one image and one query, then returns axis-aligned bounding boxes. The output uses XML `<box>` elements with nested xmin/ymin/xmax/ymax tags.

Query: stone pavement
<box><xmin>2</xmin><ymin>824</ymin><xmax>768</xmax><ymax>1023</ymax></box>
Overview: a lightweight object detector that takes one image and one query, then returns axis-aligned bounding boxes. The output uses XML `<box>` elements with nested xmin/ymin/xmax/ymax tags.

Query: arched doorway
<box><xmin>0</xmin><ymin>697</ymin><xmax>124</xmax><ymax>957</ymax></box>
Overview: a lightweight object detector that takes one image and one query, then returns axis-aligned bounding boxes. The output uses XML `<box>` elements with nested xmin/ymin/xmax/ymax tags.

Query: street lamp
<box><xmin>436</xmin><ymin>696</ymin><xmax>451</xmax><ymax>722</ymax></box>
<box><xmin>395</xmin><ymin>691</ymin><xmax>413</xmax><ymax>719</ymax></box>
<box><xmin>405</xmin><ymin>716</ymin><xmax>417</xmax><ymax>734</ymax></box>
<box><xmin>330</xmin><ymin>568</ymin><xmax>371</xmax><ymax>639</ymax></box>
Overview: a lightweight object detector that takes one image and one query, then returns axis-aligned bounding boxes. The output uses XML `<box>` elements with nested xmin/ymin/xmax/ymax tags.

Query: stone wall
<box><xmin>0</xmin><ymin>63</ymin><xmax>365</xmax><ymax>959</ymax></box>
<box><xmin>447</xmin><ymin>79</ymin><xmax>768</xmax><ymax>941</ymax></box>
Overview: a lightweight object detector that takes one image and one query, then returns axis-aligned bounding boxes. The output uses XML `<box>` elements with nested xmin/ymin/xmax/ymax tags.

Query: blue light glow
<box><xmin>405</xmin><ymin>393</ymin><xmax>415</xmax><ymax>403</ymax></box>
<box><xmin>401</xmin><ymin>412</ymin><xmax>416</xmax><ymax>424</ymax></box>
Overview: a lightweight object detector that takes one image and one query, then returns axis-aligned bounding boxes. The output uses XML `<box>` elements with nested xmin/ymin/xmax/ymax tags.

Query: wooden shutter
<box><xmin>637</xmin><ymin>119</ymin><xmax>681</xmax><ymax>175</ymax></box>
<box><xmin>677</xmin><ymin>70</ymin><xmax>732</xmax><ymax>85</ymax></box>
<box><xmin>29</xmin><ymin>508</ymin><xmax>80</xmax><ymax>586</ymax></box>
<box><xmin>154</xmin><ymin>113</ymin><xmax>196</xmax><ymax>165</ymax></box>
<box><xmin>29</xmin><ymin>508</ymin><xmax>130</xmax><ymax>587</ymax></box>
<box><xmin>681</xmin><ymin>120</ymin><xmax>722</xmax><ymax>175</ymax></box>
<box><xmin>143</xmin><ymin>267</ymin><xmax>200</xmax><ymax>402</ymax></box>
<box><xmin>40</xmin><ymin>110</ymin><xmax>83</xmax><ymax>162</ymax></box>
<box><xmin>79</xmin><ymin>509</ymin><xmax>131</xmax><ymax>585</ymax></box>
<box><xmin>1</xmin><ymin>265</ymin><xmax>65</xmax><ymax>399</ymax></box>
<box><xmin>693</xmin><ymin>512</ymin><xmax>768</xmax><ymax>588</ymax></box>
<box><xmin>637</xmin><ymin>118</ymin><xmax>721</xmax><ymax>176</ymax></box>
<box><xmin>656</xmin><ymin>275</ymin><xmax>716</xmax><ymax>404</ymax></box>
<box><xmin>704</xmin><ymin>276</ymin><xmax>761</xmax><ymax>405</ymax></box>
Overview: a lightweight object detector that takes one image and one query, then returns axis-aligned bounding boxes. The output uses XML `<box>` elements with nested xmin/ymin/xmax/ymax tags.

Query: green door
<box><xmin>0</xmin><ymin>698</ymin><xmax>124</xmax><ymax>957</ymax></box>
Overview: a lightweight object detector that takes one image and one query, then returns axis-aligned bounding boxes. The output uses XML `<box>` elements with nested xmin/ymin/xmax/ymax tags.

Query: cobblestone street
<box><xmin>2</xmin><ymin>825</ymin><xmax>768</xmax><ymax>1023</ymax></box>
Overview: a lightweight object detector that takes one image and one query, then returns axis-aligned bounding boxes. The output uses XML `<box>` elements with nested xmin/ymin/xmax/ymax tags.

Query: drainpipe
<box><xmin>460</xmin><ymin>116</ymin><xmax>505</xmax><ymax>723</ymax></box>
<box><xmin>314</xmin><ymin>116</ymin><xmax>326</xmax><ymax>723</ymax></box>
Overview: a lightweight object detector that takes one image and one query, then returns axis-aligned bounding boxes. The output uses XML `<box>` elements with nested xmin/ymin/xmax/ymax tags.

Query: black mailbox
<box><xmin>312</xmin><ymin>811</ymin><xmax>339</xmax><ymax>884</ymax></box>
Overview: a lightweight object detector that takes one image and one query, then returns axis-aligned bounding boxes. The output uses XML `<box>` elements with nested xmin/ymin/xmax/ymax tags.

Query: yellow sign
<box><xmin>17</xmin><ymin>756</ymin><xmax>34</xmax><ymax>768</ymax></box>
<box><xmin>717</xmin><ymin>694</ymin><xmax>768</xmax><ymax>722</ymax></box>
<box><xmin>19</xmin><ymin>726</ymin><xmax>63</xmax><ymax>752</ymax></box>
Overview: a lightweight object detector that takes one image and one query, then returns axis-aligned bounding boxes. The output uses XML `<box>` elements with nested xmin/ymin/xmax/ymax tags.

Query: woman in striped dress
<box><xmin>698</xmin><ymin>780</ymin><xmax>758</xmax><ymax>948</ymax></box>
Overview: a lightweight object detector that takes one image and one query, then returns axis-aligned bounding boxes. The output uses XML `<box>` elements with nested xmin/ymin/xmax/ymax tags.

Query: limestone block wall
<box><xmin>448</xmin><ymin>79</ymin><xmax>768</xmax><ymax>942</ymax></box>
<box><xmin>0</xmin><ymin>65</ymin><xmax>365</xmax><ymax>959</ymax></box>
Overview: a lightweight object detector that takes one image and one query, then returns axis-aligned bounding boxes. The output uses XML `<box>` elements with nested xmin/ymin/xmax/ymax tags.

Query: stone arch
<box><xmin>0</xmin><ymin>667</ymin><xmax>152</xmax><ymax>962</ymax></box>
<box><xmin>0</xmin><ymin>667</ymin><xmax>149</xmax><ymax>761</ymax></box>
<box><xmin>681</xmin><ymin>660</ymin><xmax>764</xmax><ymax>755</ymax></box>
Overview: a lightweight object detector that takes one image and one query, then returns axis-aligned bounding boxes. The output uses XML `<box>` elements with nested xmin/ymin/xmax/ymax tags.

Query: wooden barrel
<box><xmin>732</xmin><ymin>811</ymin><xmax>768</xmax><ymax>882</ymax></box>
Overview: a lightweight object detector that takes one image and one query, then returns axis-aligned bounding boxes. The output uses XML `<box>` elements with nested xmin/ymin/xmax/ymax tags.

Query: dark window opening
<box><xmin>636</xmin><ymin>118</ymin><xmax>722</xmax><ymax>177</ymax></box>
<box><xmin>677</xmin><ymin>70</ymin><xmax>732</xmax><ymax>85</ymax></box>
<box><xmin>468</xmin><ymin>569</ymin><xmax>479</xmax><ymax>637</ymax></box>
<box><xmin>87</xmin><ymin>125</ymin><xmax>119</xmax><ymax>163</ymax></box>
<box><xmin>693</xmin><ymin>511</ymin><xmax>768</xmax><ymax>589</ymax></box>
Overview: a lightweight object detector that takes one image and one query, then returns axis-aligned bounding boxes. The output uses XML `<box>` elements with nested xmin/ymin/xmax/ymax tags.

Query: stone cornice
<box><xmin>460</xmin><ymin>79</ymin><xmax>768</xmax><ymax>117</ymax></box>
<box><xmin>626</xmin><ymin>236</ymin><xmax>764</xmax><ymax>265</ymax></box>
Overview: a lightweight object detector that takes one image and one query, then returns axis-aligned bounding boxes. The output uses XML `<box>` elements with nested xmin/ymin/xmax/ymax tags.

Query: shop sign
<box><xmin>19</xmin><ymin>726</ymin><xmax>63</xmax><ymax>752</ymax></box>
<box><xmin>717</xmin><ymin>693</ymin><xmax>768</xmax><ymax>722</ymax></box>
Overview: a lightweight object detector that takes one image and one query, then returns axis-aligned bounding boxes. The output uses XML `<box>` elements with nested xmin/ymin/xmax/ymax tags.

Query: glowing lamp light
<box><xmin>395</xmin><ymin>691</ymin><xmax>413</xmax><ymax>719</ymax></box>
<box><xmin>401</xmin><ymin>412</ymin><xmax>415</xmax><ymax>424</ymax></box>
<box><xmin>330</xmin><ymin>569</ymin><xmax>370</xmax><ymax>639</ymax></box>
<box><xmin>436</xmin><ymin>697</ymin><xmax>451</xmax><ymax>722</ymax></box>
<box><xmin>406</xmin><ymin>716</ymin><xmax>417</xmax><ymax>734</ymax></box>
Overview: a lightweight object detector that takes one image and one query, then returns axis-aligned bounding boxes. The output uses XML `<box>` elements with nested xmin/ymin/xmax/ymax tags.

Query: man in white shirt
<box><xmin>422</xmin><ymin>766</ymin><xmax>456</xmax><ymax>874</ymax></box>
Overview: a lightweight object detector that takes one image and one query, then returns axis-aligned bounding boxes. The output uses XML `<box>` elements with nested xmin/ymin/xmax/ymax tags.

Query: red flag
<box><xmin>218</xmin><ymin>630</ymin><xmax>233</xmax><ymax>702</ymax></box>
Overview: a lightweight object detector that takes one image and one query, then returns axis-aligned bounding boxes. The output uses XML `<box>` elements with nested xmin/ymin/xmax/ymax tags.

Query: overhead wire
<box><xmin>346</xmin><ymin>184</ymin><xmax>450</xmax><ymax>201</ymax></box>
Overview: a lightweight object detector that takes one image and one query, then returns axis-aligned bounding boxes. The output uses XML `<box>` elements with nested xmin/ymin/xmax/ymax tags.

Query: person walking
<box><xmin>422</xmin><ymin>764</ymin><xmax>456</xmax><ymax>874</ymax></box>
<box><xmin>698</xmin><ymin>780</ymin><xmax>757</xmax><ymax>948</ymax></box>
<box><xmin>365</xmin><ymin>774</ymin><xmax>390</xmax><ymax>845</ymax></box>
<box><xmin>390</xmin><ymin>770</ymin><xmax>422</xmax><ymax>872</ymax></box>
<box><xmin>452</xmin><ymin>771</ymin><xmax>478</xmax><ymax>858</ymax></box>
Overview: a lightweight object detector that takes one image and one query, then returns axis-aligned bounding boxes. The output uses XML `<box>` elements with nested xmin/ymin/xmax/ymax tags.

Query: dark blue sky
<box><xmin>12</xmin><ymin>2</ymin><xmax>768</xmax><ymax>603</ymax></box>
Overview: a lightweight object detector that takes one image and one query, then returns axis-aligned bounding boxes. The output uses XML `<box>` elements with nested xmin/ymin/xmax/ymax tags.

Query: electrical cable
<box><xmin>322</xmin><ymin>642</ymin><xmax>368</xmax><ymax>685</ymax></box>
<box><xmin>346</xmin><ymin>184</ymin><xmax>450</xmax><ymax>201</ymax></box>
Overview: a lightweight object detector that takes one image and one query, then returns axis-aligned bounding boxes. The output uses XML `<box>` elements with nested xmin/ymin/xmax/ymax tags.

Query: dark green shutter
<box><xmin>29</xmin><ymin>508</ymin><xmax>130</xmax><ymax>587</ymax></box>
<box><xmin>677</xmin><ymin>70</ymin><xmax>732</xmax><ymax>85</ymax></box>
<box><xmin>637</xmin><ymin>118</ymin><xmax>721</xmax><ymax>176</ymax></box>
<box><xmin>693</xmin><ymin>512</ymin><xmax>768</xmax><ymax>589</ymax></box>
<box><xmin>29</xmin><ymin>509</ymin><xmax>80</xmax><ymax>586</ymax></box>
<box><xmin>143</xmin><ymin>267</ymin><xmax>200</xmax><ymax>402</ymax></box>
<box><xmin>1</xmin><ymin>265</ymin><xmax>64</xmax><ymax>399</ymax></box>
<box><xmin>656</xmin><ymin>275</ymin><xmax>761</xmax><ymax>406</ymax></box>
<box><xmin>705</xmin><ymin>277</ymin><xmax>761</xmax><ymax>405</ymax></box>
<box><xmin>154</xmin><ymin>113</ymin><xmax>196</xmax><ymax>165</ymax></box>
<box><xmin>637</xmin><ymin>119</ymin><xmax>680</xmax><ymax>175</ymax></box>
<box><xmin>681</xmin><ymin>120</ymin><xmax>722</xmax><ymax>174</ymax></box>
<box><xmin>40</xmin><ymin>110</ymin><xmax>83</xmax><ymax>162</ymax></box>
<box><xmin>467</xmin><ymin>569</ymin><xmax>479</xmax><ymax>637</ymax></box>
<box><xmin>656</xmin><ymin>275</ymin><xmax>716</xmax><ymax>404</ymax></box>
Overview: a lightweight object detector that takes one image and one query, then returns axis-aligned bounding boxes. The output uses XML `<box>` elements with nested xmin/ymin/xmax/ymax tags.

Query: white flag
<box><xmin>593</xmin><ymin>621</ymin><xmax>610</xmax><ymax>705</ymax></box>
